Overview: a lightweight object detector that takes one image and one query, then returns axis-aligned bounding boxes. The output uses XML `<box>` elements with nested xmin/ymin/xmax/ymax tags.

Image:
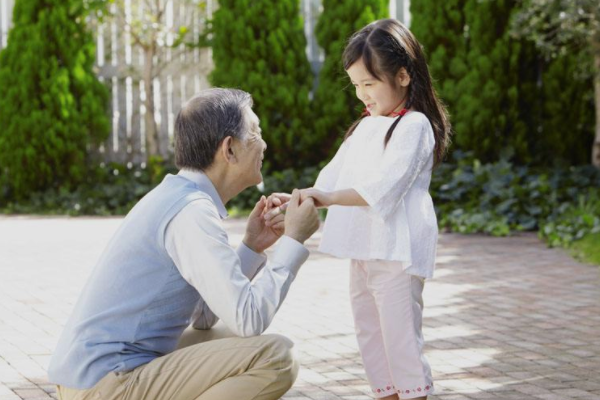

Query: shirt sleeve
<box><xmin>353</xmin><ymin>114</ymin><xmax>434</xmax><ymax>221</ymax></box>
<box><xmin>165</xmin><ymin>199</ymin><xmax>309</xmax><ymax>337</ymax></box>
<box><xmin>189</xmin><ymin>301</ymin><xmax>220</xmax><ymax>330</ymax></box>
<box><xmin>187</xmin><ymin>242</ymin><xmax>267</xmax><ymax>330</ymax></box>
<box><xmin>314</xmin><ymin>138</ymin><xmax>350</xmax><ymax>192</ymax></box>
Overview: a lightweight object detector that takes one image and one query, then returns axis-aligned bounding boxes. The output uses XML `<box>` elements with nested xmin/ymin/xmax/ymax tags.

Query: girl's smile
<box><xmin>346</xmin><ymin>58</ymin><xmax>409</xmax><ymax>117</ymax></box>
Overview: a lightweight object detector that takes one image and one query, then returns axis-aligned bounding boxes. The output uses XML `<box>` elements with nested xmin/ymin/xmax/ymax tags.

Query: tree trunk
<box><xmin>593</xmin><ymin>38</ymin><xmax>600</xmax><ymax>167</ymax></box>
<box><xmin>143</xmin><ymin>46</ymin><xmax>159</xmax><ymax>158</ymax></box>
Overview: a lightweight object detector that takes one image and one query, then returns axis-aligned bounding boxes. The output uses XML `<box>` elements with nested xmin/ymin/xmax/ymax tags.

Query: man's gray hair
<box><xmin>174</xmin><ymin>88</ymin><xmax>253</xmax><ymax>171</ymax></box>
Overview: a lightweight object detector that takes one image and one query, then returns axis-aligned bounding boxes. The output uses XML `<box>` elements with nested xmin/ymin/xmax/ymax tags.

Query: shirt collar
<box><xmin>177</xmin><ymin>169</ymin><xmax>229</xmax><ymax>219</ymax></box>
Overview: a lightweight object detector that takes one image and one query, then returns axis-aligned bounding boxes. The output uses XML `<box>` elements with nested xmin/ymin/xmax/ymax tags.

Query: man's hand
<box><xmin>284</xmin><ymin>189</ymin><xmax>319</xmax><ymax>244</ymax></box>
<box><xmin>244</xmin><ymin>196</ymin><xmax>286</xmax><ymax>253</ymax></box>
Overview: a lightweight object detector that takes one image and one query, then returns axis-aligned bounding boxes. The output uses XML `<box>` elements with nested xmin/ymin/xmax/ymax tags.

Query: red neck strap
<box><xmin>390</xmin><ymin>108</ymin><xmax>409</xmax><ymax>117</ymax></box>
<box><xmin>362</xmin><ymin>107</ymin><xmax>409</xmax><ymax>118</ymax></box>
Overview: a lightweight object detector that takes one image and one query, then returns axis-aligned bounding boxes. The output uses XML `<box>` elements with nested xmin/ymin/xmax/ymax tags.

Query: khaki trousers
<box><xmin>57</xmin><ymin>324</ymin><xmax>298</xmax><ymax>400</ymax></box>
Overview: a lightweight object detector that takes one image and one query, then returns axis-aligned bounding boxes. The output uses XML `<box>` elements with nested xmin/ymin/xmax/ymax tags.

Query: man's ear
<box><xmin>220</xmin><ymin>136</ymin><xmax>238</xmax><ymax>165</ymax></box>
<box><xmin>397</xmin><ymin>67</ymin><xmax>411</xmax><ymax>88</ymax></box>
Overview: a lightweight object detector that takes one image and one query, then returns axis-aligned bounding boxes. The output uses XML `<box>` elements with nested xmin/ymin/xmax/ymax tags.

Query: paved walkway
<box><xmin>0</xmin><ymin>216</ymin><xmax>599</xmax><ymax>400</ymax></box>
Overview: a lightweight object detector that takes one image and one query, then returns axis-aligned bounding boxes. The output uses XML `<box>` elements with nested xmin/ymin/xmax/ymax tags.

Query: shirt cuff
<box><xmin>237</xmin><ymin>242</ymin><xmax>267</xmax><ymax>280</ymax></box>
<box><xmin>271</xmin><ymin>235</ymin><xmax>310</xmax><ymax>277</ymax></box>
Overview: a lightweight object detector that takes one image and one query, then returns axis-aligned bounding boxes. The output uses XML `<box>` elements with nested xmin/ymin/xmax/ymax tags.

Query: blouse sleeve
<box><xmin>353</xmin><ymin>114</ymin><xmax>434</xmax><ymax>220</ymax></box>
<box><xmin>314</xmin><ymin>138</ymin><xmax>350</xmax><ymax>191</ymax></box>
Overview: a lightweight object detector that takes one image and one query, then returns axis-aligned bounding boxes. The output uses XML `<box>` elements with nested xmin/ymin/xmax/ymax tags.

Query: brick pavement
<box><xmin>0</xmin><ymin>215</ymin><xmax>599</xmax><ymax>400</ymax></box>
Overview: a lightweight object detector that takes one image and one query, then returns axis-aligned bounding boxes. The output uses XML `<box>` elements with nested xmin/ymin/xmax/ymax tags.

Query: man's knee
<box><xmin>261</xmin><ymin>334</ymin><xmax>298</xmax><ymax>386</ymax></box>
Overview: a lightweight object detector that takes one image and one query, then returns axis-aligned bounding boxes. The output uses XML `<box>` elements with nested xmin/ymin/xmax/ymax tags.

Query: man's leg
<box><xmin>57</xmin><ymin>333</ymin><xmax>298</xmax><ymax>400</ymax></box>
<box><xmin>176</xmin><ymin>320</ymin><xmax>236</xmax><ymax>349</ymax></box>
<box><xmin>132</xmin><ymin>333</ymin><xmax>297</xmax><ymax>400</ymax></box>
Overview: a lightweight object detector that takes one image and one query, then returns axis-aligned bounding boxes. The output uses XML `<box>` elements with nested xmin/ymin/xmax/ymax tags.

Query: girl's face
<box><xmin>346</xmin><ymin>58</ymin><xmax>409</xmax><ymax>117</ymax></box>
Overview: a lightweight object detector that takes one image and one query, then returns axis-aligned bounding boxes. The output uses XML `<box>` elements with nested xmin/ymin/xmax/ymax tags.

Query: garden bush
<box><xmin>0</xmin><ymin>0</ymin><xmax>110</xmax><ymax>199</ymax></box>
<box><xmin>431</xmin><ymin>151</ymin><xmax>600</xmax><ymax>242</ymax></box>
<box><xmin>4</xmin><ymin>149</ymin><xmax>598</xmax><ymax>256</ymax></box>
<box><xmin>209</xmin><ymin>0</ymin><xmax>313</xmax><ymax>172</ymax></box>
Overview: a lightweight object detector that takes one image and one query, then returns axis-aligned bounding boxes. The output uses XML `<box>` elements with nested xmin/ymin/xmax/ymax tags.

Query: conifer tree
<box><xmin>0</xmin><ymin>0</ymin><xmax>109</xmax><ymax>199</ymax></box>
<box><xmin>209</xmin><ymin>0</ymin><xmax>313</xmax><ymax>171</ymax></box>
<box><xmin>411</xmin><ymin>0</ymin><xmax>594</xmax><ymax>165</ymax></box>
<box><xmin>410</xmin><ymin>0</ymin><xmax>468</xmax><ymax>126</ymax></box>
<box><xmin>512</xmin><ymin>0</ymin><xmax>599</xmax><ymax>166</ymax></box>
<box><xmin>310</xmin><ymin>0</ymin><xmax>388</xmax><ymax>163</ymax></box>
<box><xmin>452</xmin><ymin>0</ymin><xmax>534</xmax><ymax>162</ymax></box>
<box><xmin>537</xmin><ymin>55</ymin><xmax>594</xmax><ymax>165</ymax></box>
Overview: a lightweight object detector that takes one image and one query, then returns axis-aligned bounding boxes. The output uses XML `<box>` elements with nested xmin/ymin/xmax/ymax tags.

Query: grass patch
<box><xmin>570</xmin><ymin>232</ymin><xmax>600</xmax><ymax>266</ymax></box>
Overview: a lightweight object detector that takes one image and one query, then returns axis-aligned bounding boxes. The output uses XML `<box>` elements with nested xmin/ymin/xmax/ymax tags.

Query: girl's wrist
<box><xmin>329</xmin><ymin>191</ymin><xmax>339</xmax><ymax>206</ymax></box>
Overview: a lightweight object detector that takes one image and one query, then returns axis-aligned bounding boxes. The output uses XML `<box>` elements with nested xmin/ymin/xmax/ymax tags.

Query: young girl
<box><xmin>268</xmin><ymin>19</ymin><xmax>451</xmax><ymax>400</ymax></box>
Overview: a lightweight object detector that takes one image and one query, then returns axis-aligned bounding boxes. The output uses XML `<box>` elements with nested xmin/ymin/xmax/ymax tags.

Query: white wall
<box><xmin>0</xmin><ymin>0</ymin><xmax>15</xmax><ymax>49</ymax></box>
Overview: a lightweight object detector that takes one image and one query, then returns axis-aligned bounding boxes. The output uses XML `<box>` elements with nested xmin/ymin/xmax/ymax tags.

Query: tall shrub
<box><xmin>410</xmin><ymin>0</ymin><xmax>468</xmax><ymax>125</ymax></box>
<box><xmin>0</xmin><ymin>0</ymin><xmax>110</xmax><ymax>199</ymax></box>
<box><xmin>310</xmin><ymin>0</ymin><xmax>388</xmax><ymax>164</ymax></box>
<box><xmin>452</xmin><ymin>0</ymin><xmax>536</xmax><ymax>163</ymax></box>
<box><xmin>411</xmin><ymin>0</ymin><xmax>594</xmax><ymax>165</ymax></box>
<box><xmin>209</xmin><ymin>0</ymin><xmax>313</xmax><ymax>171</ymax></box>
<box><xmin>537</xmin><ymin>55</ymin><xmax>595</xmax><ymax>165</ymax></box>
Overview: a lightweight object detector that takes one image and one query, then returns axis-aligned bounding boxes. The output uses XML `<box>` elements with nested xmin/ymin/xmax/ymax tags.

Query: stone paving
<box><xmin>0</xmin><ymin>215</ymin><xmax>599</xmax><ymax>400</ymax></box>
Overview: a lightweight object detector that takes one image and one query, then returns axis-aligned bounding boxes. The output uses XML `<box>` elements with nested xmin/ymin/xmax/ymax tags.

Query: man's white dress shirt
<box><xmin>165</xmin><ymin>170</ymin><xmax>309</xmax><ymax>336</ymax></box>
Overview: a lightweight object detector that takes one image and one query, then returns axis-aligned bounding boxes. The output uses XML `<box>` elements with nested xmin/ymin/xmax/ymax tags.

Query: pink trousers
<box><xmin>350</xmin><ymin>259</ymin><xmax>433</xmax><ymax>399</ymax></box>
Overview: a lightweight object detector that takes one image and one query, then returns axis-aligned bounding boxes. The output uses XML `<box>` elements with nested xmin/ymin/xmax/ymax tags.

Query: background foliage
<box><xmin>208</xmin><ymin>0</ymin><xmax>313</xmax><ymax>171</ymax></box>
<box><xmin>0</xmin><ymin>0</ymin><xmax>110</xmax><ymax>199</ymax></box>
<box><xmin>308</xmin><ymin>0</ymin><xmax>388</xmax><ymax>164</ymax></box>
<box><xmin>410</xmin><ymin>0</ymin><xmax>595</xmax><ymax>165</ymax></box>
<box><xmin>0</xmin><ymin>0</ymin><xmax>598</xmax><ymax>262</ymax></box>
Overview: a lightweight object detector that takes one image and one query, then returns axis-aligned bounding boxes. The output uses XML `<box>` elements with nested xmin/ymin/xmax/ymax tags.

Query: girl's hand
<box><xmin>300</xmin><ymin>188</ymin><xmax>333</xmax><ymax>209</ymax></box>
<box><xmin>263</xmin><ymin>192</ymin><xmax>291</xmax><ymax>226</ymax></box>
<box><xmin>262</xmin><ymin>192</ymin><xmax>291</xmax><ymax>216</ymax></box>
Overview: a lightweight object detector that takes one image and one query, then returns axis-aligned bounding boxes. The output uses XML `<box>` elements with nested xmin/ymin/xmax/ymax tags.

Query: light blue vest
<box><xmin>48</xmin><ymin>174</ymin><xmax>218</xmax><ymax>389</ymax></box>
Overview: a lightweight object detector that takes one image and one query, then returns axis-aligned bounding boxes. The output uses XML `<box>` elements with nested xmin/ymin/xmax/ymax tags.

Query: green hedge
<box><xmin>430</xmin><ymin>151</ymin><xmax>600</xmax><ymax>245</ymax></box>
<box><xmin>0</xmin><ymin>162</ymin><xmax>170</xmax><ymax>216</ymax></box>
<box><xmin>0</xmin><ymin>162</ymin><xmax>321</xmax><ymax>217</ymax></box>
<box><xmin>3</xmin><ymin>155</ymin><xmax>599</xmax><ymax>255</ymax></box>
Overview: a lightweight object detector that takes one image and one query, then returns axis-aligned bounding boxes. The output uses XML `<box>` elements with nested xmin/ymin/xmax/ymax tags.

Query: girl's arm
<box><xmin>300</xmin><ymin>188</ymin><xmax>368</xmax><ymax>208</ymax></box>
<box><xmin>264</xmin><ymin>188</ymin><xmax>367</xmax><ymax>225</ymax></box>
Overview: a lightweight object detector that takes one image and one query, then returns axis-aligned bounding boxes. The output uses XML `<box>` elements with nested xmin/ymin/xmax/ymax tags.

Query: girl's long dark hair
<box><xmin>343</xmin><ymin>19</ymin><xmax>451</xmax><ymax>167</ymax></box>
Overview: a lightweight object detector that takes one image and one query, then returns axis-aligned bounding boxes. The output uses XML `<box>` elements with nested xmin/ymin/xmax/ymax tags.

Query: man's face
<box><xmin>235</xmin><ymin>107</ymin><xmax>267</xmax><ymax>187</ymax></box>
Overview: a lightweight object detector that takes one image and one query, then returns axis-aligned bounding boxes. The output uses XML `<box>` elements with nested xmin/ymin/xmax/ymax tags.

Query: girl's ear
<box><xmin>220</xmin><ymin>136</ymin><xmax>238</xmax><ymax>165</ymax></box>
<box><xmin>397</xmin><ymin>67</ymin><xmax>411</xmax><ymax>87</ymax></box>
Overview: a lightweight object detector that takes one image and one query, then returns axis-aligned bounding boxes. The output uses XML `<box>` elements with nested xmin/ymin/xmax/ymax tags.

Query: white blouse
<box><xmin>314</xmin><ymin>112</ymin><xmax>438</xmax><ymax>279</ymax></box>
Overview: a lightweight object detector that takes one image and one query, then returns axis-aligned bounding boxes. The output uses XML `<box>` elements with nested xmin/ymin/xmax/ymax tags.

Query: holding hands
<box><xmin>244</xmin><ymin>189</ymin><xmax>320</xmax><ymax>253</ymax></box>
<box><xmin>251</xmin><ymin>186</ymin><xmax>365</xmax><ymax>252</ymax></box>
<box><xmin>282</xmin><ymin>189</ymin><xmax>320</xmax><ymax>244</ymax></box>
<box><xmin>263</xmin><ymin>188</ymin><xmax>331</xmax><ymax>226</ymax></box>
<box><xmin>243</xmin><ymin>195</ymin><xmax>285</xmax><ymax>254</ymax></box>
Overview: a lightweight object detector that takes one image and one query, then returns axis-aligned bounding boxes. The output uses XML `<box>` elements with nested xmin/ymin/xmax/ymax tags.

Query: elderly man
<box><xmin>48</xmin><ymin>88</ymin><xmax>320</xmax><ymax>400</ymax></box>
